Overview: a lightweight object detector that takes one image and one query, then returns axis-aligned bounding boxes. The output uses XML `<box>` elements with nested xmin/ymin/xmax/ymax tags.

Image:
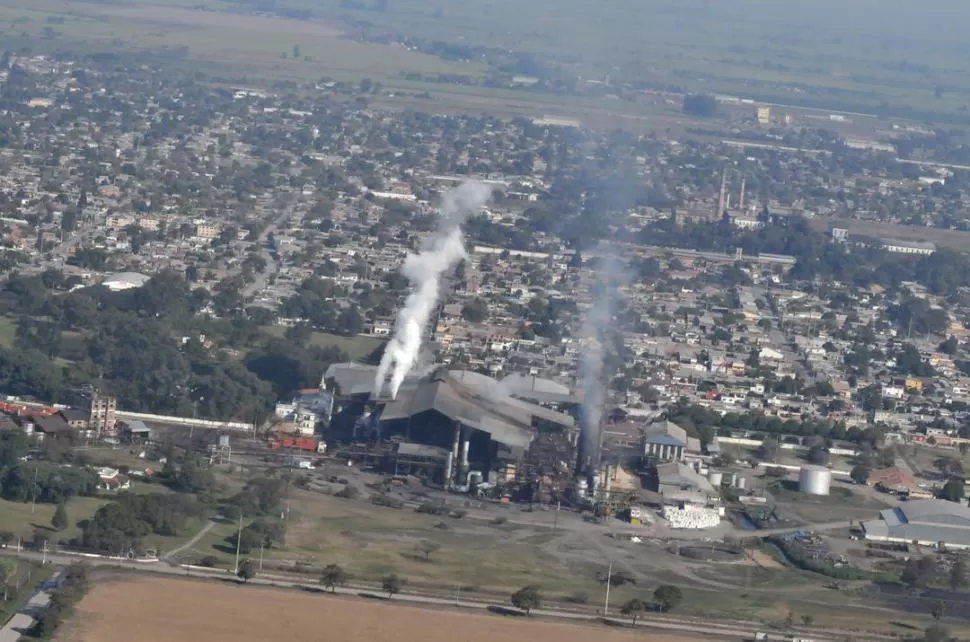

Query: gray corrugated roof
<box><xmin>898</xmin><ymin>499</ymin><xmax>970</xmax><ymax>526</ymax></box>
<box><xmin>378</xmin><ymin>370</ymin><xmax>574</xmax><ymax>450</ymax></box>
<box><xmin>656</xmin><ymin>462</ymin><xmax>714</xmax><ymax>493</ymax></box>
<box><xmin>863</xmin><ymin>499</ymin><xmax>970</xmax><ymax>547</ymax></box>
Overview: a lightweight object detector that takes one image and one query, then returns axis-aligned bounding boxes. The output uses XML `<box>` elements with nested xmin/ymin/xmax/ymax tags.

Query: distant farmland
<box><xmin>69</xmin><ymin>576</ymin><xmax>706</xmax><ymax>642</ymax></box>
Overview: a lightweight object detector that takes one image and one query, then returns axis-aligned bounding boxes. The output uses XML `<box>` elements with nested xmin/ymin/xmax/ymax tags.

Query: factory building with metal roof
<box><xmin>862</xmin><ymin>499</ymin><xmax>970</xmax><ymax>549</ymax></box>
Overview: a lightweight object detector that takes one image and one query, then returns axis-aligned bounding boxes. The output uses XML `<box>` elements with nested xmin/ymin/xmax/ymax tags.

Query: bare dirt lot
<box><xmin>65</xmin><ymin>576</ymin><xmax>698</xmax><ymax>642</ymax></box>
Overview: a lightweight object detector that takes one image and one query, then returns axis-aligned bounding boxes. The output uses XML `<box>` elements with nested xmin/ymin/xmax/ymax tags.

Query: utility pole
<box><xmin>603</xmin><ymin>560</ymin><xmax>614</xmax><ymax>616</ymax></box>
<box><xmin>259</xmin><ymin>543</ymin><xmax>264</xmax><ymax>571</ymax></box>
<box><xmin>30</xmin><ymin>465</ymin><xmax>38</xmax><ymax>514</ymax></box>
<box><xmin>233</xmin><ymin>514</ymin><xmax>243</xmax><ymax>575</ymax></box>
<box><xmin>41</xmin><ymin>540</ymin><xmax>47</xmax><ymax>566</ymax></box>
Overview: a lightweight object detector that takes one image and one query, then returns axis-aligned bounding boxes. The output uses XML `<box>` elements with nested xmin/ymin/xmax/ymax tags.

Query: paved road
<box><xmin>161</xmin><ymin>521</ymin><xmax>216</xmax><ymax>561</ymax></box>
<box><xmin>242</xmin><ymin>213</ymin><xmax>287</xmax><ymax>300</ymax></box>
<box><xmin>733</xmin><ymin>520</ymin><xmax>853</xmax><ymax>539</ymax></box>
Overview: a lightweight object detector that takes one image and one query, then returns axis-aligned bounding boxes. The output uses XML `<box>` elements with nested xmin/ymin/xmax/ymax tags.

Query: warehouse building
<box><xmin>651</xmin><ymin>461</ymin><xmax>716</xmax><ymax>503</ymax></box>
<box><xmin>862</xmin><ymin>499</ymin><xmax>970</xmax><ymax>549</ymax></box>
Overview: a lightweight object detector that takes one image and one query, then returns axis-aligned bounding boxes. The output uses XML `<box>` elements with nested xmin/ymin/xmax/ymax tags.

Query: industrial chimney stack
<box><xmin>716</xmin><ymin>168</ymin><xmax>727</xmax><ymax>218</ymax></box>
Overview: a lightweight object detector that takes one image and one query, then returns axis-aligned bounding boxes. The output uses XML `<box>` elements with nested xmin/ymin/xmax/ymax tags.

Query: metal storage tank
<box><xmin>218</xmin><ymin>434</ymin><xmax>230</xmax><ymax>448</ymax></box>
<box><xmin>575</xmin><ymin>478</ymin><xmax>588</xmax><ymax>499</ymax></box>
<box><xmin>590</xmin><ymin>473</ymin><xmax>601</xmax><ymax>496</ymax></box>
<box><xmin>708</xmin><ymin>471</ymin><xmax>724</xmax><ymax>487</ymax></box>
<box><xmin>735</xmin><ymin>476</ymin><xmax>747</xmax><ymax>490</ymax></box>
<box><xmin>798</xmin><ymin>466</ymin><xmax>832</xmax><ymax>496</ymax></box>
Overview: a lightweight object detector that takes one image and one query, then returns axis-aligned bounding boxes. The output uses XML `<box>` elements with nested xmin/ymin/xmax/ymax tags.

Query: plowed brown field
<box><xmin>64</xmin><ymin>577</ymin><xmax>700</xmax><ymax>642</ymax></box>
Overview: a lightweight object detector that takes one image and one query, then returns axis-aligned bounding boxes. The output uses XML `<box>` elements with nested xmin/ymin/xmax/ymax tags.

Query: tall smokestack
<box><xmin>738</xmin><ymin>176</ymin><xmax>746</xmax><ymax>212</ymax></box>
<box><xmin>716</xmin><ymin>168</ymin><xmax>726</xmax><ymax>218</ymax></box>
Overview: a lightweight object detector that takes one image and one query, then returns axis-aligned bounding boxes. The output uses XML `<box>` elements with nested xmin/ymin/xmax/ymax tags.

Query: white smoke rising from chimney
<box><xmin>374</xmin><ymin>181</ymin><xmax>492</xmax><ymax>399</ymax></box>
<box><xmin>578</xmin><ymin>252</ymin><xmax>626</xmax><ymax>473</ymax></box>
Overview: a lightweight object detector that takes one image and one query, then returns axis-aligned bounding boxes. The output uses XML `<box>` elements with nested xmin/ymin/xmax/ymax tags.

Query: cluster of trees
<box><xmin>226</xmin><ymin>476</ymin><xmax>286</xmax><ymax>517</ymax></box>
<box><xmin>277</xmin><ymin>277</ymin><xmax>365</xmax><ymax>336</ymax></box>
<box><xmin>233</xmin><ymin>519</ymin><xmax>286</xmax><ymax>555</ymax></box>
<box><xmin>29</xmin><ymin>564</ymin><xmax>89</xmax><ymax>639</ymax></box>
<box><xmin>0</xmin><ymin>270</ymin><xmax>352</xmax><ymax>420</ymax></box>
<box><xmin>767</xmin><ymin>535</ymin><xmax>870</xmax><ymax>580</ymax></box>
<box><xmin>619</xmin><ymin>585</ymin><xmax>684</xmax><ymax>624</ymax></box>
<box><xmin>79</xmin><ymin>493</ymin><xmax>205</xmax><ymax>554</ymax></box>
<box><xmin>0</xmin><ymin>462</ymin><xmax>98</xmax><ymax>504</ymax></box>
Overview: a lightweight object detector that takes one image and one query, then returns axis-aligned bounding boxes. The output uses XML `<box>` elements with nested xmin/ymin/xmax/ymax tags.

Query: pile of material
<box><xmin>662</xmin><ymin>505</ymin><xmax>720</xmax><ymax>529</ymax></box>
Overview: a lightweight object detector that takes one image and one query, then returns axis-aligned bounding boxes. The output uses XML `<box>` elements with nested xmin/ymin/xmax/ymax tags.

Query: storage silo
<box><xmin>798</xmin><ymin>466</ymin><xmax>832</xmax><ymax>496</ymax></box>
<box><xmin>218</xmin><ymin>434</ymin><xmax>230</xmax><ymax>449</ymax></box>
<box><xmin>735</xmin><ymin>476</ymin><xmax>746</xmax><ymax>490</ymax></box>
<box><xmin>708</xmin><ymin>471</ymin><xmax>724</xmax><ymax>487</ymax></box>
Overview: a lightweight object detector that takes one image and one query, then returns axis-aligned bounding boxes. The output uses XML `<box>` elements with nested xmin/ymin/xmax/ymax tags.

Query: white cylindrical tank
<box><xmin>708</xmin><ymin>471</ymin><xmax>724</xmax><ymax>487</ymax></box>
<box><xmin>590</xmin><ymin>473</ymin><xmax>601</xmax><ymax>496</ymax></box>
<box><xmin>218</xmin><ymin>434</ymin><xmax>230</xmax><ymax>448</ymax></box>
<box><xmin>735</xmin><ymin>476</ymin><xmax>746</xmax><ymax>490</ymax></box>
<box><xmin>799</xmin><ymin>466</ymin><xmax>832</xmax><ymax>496</ymax></box>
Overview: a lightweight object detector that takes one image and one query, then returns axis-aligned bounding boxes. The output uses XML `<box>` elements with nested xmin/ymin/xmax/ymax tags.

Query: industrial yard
<box><xmin>66</xmin><ymin>576</ymin><xmax>708</xmax><ymax>642</ymax></box>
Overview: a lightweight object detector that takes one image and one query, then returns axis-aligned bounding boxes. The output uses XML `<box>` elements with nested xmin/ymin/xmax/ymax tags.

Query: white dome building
<box><xmin>100</xmin><ymin>272</ymin><xmax>151</xmax><ymax>292</ymax></box>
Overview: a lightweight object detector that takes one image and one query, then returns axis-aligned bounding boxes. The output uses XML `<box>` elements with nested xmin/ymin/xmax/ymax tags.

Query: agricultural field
<box><xmin>0</xmin><ymin>0</ymin><xmax>485</xmax><ymax>84</ymax></box>
<box><xmin>0</xmin><ymin>0</ymin><xmax>963</xmax><ymax>123</ymax></box>
<box><xmin>67</xmin><ymin>576</ymin><xmax>704</xmax><ymax>642</ymax></box>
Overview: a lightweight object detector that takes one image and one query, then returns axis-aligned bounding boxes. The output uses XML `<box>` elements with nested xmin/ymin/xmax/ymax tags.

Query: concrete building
<box><xmin>756</xmin><ymin>106</ymin><xmax>771</xmax><ymax>126</ymax></box>
<box><xmin>643</xmin><ymin>420</ymin><xmax>698</xmax><ymax>461</ymax></box>
<box><xmin>69</xmin><ymin>387</ymin><xmax>117</xmax><ymax>436</ymax></box>
<box><xmin>883</xmin><ymin>239</ymin><xmax>936</xmax><ymax>256</ymax></box>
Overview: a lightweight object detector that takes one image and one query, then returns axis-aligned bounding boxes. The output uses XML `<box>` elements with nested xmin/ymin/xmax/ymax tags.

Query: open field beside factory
<box><xmin>262</xmin><ymin>326</ymin><xmax>384</xmax><ymax>362</ymax></box>
<box><xmin>65</xmin><ymin>575</ymin><xmax>707</xmax><ymax>642</ymax></box>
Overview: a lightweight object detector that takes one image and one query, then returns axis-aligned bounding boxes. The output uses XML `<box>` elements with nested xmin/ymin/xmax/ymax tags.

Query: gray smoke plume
<box><xmin>374</xmin><ymin>181</ymin><xmax>492</xmax><ymax>399</ymax></box>
<box><xmin>577</xmin><ymin>251</ymin><xmax>626</xmax><ymax>473</ymax></box>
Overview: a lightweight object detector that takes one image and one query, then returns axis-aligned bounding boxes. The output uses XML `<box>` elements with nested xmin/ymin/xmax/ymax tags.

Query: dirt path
<box><xmin>163</xmin><ymin>520</ymin><xmax>216</xmax><ymax>560</ymax></box>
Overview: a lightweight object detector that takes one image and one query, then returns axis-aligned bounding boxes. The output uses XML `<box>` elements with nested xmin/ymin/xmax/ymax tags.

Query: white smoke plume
<box><xmin>577</xmin><ymin>252</ymin><xmax>626</xmax><ymax>473</ymax></box>
<box><xmin>374</xmin><ymin>181</ymin><xmax>492</xmax><ymax>399</ymax></box>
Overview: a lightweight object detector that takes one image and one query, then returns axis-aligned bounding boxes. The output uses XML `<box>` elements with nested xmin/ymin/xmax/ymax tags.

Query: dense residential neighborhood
<box><xmin>3</xmin><ymin>47</ymin><xmax>970</xmax><ymax>642</ymax></box>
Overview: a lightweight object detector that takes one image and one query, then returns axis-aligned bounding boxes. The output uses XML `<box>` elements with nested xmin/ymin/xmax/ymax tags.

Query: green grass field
<box><xmin>0</xmin><ymin>316</ymin><xmax>16</xmax><ymax>349</ymax></box>
<box><xmin>0</xmin><ymin>495</ymin><xmax>108</xmax><ymax>541</ymax></box>
<box><xmin>262</xmin><ymin>326</ymin><xmax>384</xmax><ymax>362</ymax></box>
